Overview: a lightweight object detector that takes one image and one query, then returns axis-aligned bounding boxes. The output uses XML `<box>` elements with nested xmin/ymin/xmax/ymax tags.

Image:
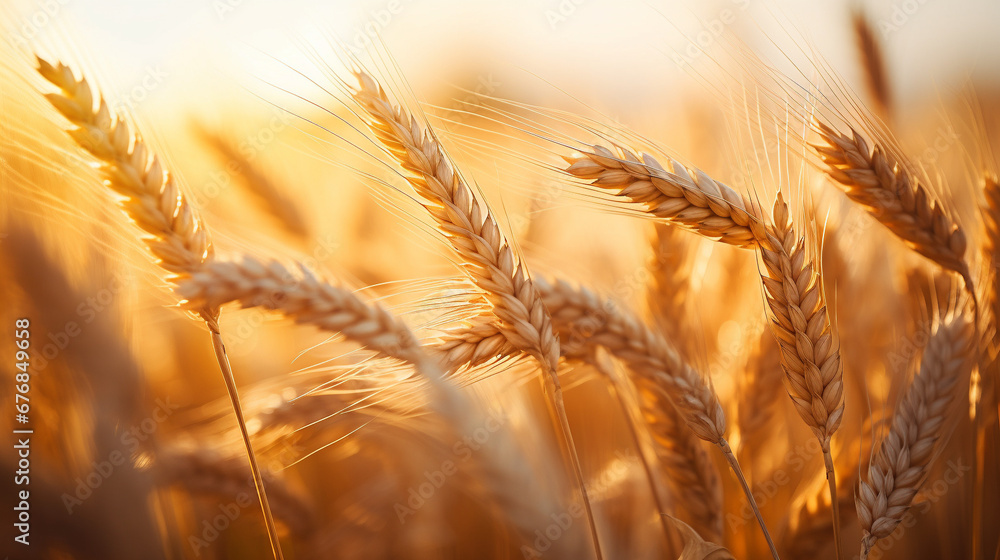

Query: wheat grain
<box><xmin>563</xmin><ymin>143</ymin><xmax>765</xmax><ymax>247</ymax></box>
<box><xmin>857</xmin><ymin>307</ymin><xmax>974</xmax><ymax>559</ymax></box>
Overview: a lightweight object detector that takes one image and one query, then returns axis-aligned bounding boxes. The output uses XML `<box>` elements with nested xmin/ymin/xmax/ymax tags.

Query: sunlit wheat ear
<box><xmin>563</xmin><ymin>143</ymin><xmax>766</xmax><ymax>247</ymax></box>
<box><xmin>350</xmin><ymin>70</ymin><xmax>559</xmax><ymax>371</ymax></box>
<box><xmin>36</xmin><ymin>57</ymin><xmax>212</xmax><ymax>279</ymax></box>
<box><xmin>349</xmin><ymin>70</ymin><xmax>605</xmax><ymax>558</ymax></box>
<box><xmin>754</xmin><ymin>192</ymin><xmax>845</xmax><ymax>559</ymax></box>
<box><xmin>755</xmin><ymin>193</ymin><xmax>845</xmax><ymax>443</ymax></box>
<box><xmin>177</xmin><ymin>255</ymin><xmax>565</xmax><ymax>554</ymax></box>
<box><xmin>811</xmin><ymin>120</ymin><xmax>972</xmax><ymax>289</ymax></box>
<box><xmin>441</xmin><ymin>277</ymin><xmax>780</xmax><ymax>558</ymax></box>
<box><xmin>857</xmin><ymin>307</ymin><xmax>974</xmax><ymax>559</ymax></box>
<box><xmin>35</xmin><ymin>56</ymin><xmax>284</xmax><ymax>560</ymax></box>
<box><xmin>178</xmin><ymin>255</ymin><xmax>432</xmax><ymax>365</ymax></box>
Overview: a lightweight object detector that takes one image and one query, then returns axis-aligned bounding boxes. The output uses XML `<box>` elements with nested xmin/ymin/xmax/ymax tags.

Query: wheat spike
<box><xmin>350</xmin><ymin>69</ymin><xmax>604</xmax><ymax>557</ymax></box>
<box><xmin>857</xmin><ymin>307</ymin><xmax>974</xmax><ymax>559</ymax></box>
<box><xmin>851</xmin><ymin>8</ymin><xmax>892</xmax><ymax>121</ymax></box>
<box><xmin>36</xmin><ymin>57</ymin><xmax>212</xmax><ymax>277</ymax></box>
<box><xmin>812</xmin><ymin>120</ymin><xmax>970</xmax><ymax>288</ymax></box>
<box><xmin>640</xmin><ymin>383</ymin><xmax>724</xmax><ymax>541</ymax></box>
<box><xmin>564</xmin><ymin>143</ymin><xmax>765</xmax><ymax>247</ymax></box>
<box><xmin>178</xmin><ymin>255</ymin><xmax>573</xmax><ymax>555</ymax></box>
<box><xmin>351</xmin><ymin>70</ymin><xmax>559</xmax><ymax>371</ymax></box>
<box><xmin>754</xmin><ymin>193</ymin><xmax>845</xmax><ymax>444</ymax></box>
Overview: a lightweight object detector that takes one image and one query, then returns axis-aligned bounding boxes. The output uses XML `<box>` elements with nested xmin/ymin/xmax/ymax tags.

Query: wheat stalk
<box><xmin>753</xmin><ymin>192</ymin><xmax>845</xmax><ymax>559</ymax></box>
<box><xmin>980</xmin><ymin>173</ymin><xmax>1000</xmax><ymax>355</ymax></box>
<box><xmin>811</xmin><ymin>120</ymin><xmax>971</xmax><ymax>290</ymax></box>
<box><xmin>349</xmin><ymin>69</ymin><xmax>603</xmax><ymax>557</ymax></box>
<box><xmin>563</xmin><ymin>143</ymin><xmax>765</xmax><ymax>247</ymax></box>
<box><xmin>35</xmin><ymin>57</ymin><xmax>284</xmax><ymax>560</ymax></box>
<box><xmin>857</xmin><ymin>306</ymin><xmax>974</xmax><ymax>559</ymax></box>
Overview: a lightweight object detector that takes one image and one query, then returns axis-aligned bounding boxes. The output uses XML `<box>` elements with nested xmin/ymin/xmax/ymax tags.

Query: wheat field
<box><xmin>1</xmin><ymin>0</ymin><xmax>999</xmax><ymax>559</ymax></box>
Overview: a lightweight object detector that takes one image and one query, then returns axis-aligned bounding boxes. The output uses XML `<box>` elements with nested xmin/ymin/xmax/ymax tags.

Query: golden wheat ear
<box><xmin>857</xmin><ymin>304</ymin><xmax>975</xmax><ymax>559</ymax></box>
<box><xmin>34</xmin><ymin>56</ymin><xmax>285</xmax><ymax>560</ymax></box>
<box><xmin>348</xmin><ymin>68</ymin><xmax>605</xmax><ymax>558</ymax></box>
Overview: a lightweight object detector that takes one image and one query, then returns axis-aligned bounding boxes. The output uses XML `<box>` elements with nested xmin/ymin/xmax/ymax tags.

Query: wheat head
<box><xmin>36</xmin><ymin>57</ymin><xmax>212</xmax><ymax>278</ymax></box>
<box><xmin>812</xmin><ymin>120</ymin><xmax>970</xmax><ymax>286</ymax></box>
<box><xmin>857</xmin><ymin>306</ymin><xmax>974</xmax><ymax>559</ymax></box>
<box><xmin>564</xmin><ymin>143</ymin><xmax>765</xmax><ymax>247</ymax></box>
<box><xmin>351</xmin><ymin>70</ymin><xmax>559</xmax><ymax>372</ymax></box>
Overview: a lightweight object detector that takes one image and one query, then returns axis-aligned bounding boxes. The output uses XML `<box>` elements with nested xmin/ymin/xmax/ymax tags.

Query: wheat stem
<box><xmin>719</xmin><ymin>439</ymin><xmax>780</xmax><ymax>559</ymax></box>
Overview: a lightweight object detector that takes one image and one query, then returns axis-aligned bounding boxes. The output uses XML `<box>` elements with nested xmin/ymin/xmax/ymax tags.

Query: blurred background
<box><xmin>2</xmin><ymin>0</ymin><xmax>999</xmax><ymax>558</ymax></box>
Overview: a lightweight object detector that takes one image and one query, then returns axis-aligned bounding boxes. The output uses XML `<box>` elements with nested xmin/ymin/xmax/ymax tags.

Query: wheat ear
<box><xmin>851</xmin><ymin>8</ymin><xmax>891</xmax><ymax>121</ymax></box>
<box><xmin>812</xmin><ymin>120</ymin><xmax>971</xmax><ymax>290</ymax></box>
<box><xmin>35</xmin><ymin>57</ymin><xmax>284</xmax><ymax>560</ymax></box>
<box><xmin>441</xmin><ymin>277</ymin><xmax>779</xmax><ymax>557</ymax></box>
<box><xmin>178</xmin><ymin>255</ymin><xmax>573</xmax><ymax>555</ymax></box>
<box><xmin>639</xmin><ymin>382</ymin><xmax>724</xmax><ymax>542</ymax></box>
<box><xmin>857</xmin><ymin>308</ymin><xmax>974</xmax><ymax>559</ymax></box>
<box><xmin>564</xmin><ymin>143</ymin><xmax>765</xmax><ymax>247</ymax></box>
<box><xmin>754</xmin><ymin>192</ymin><xmax>845</xmax><ymax>560</ymax></box>
<box><xmin>350</xmin><ymin>70</ymin><xmax>603</xmax><ymax>558</ymax></box>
